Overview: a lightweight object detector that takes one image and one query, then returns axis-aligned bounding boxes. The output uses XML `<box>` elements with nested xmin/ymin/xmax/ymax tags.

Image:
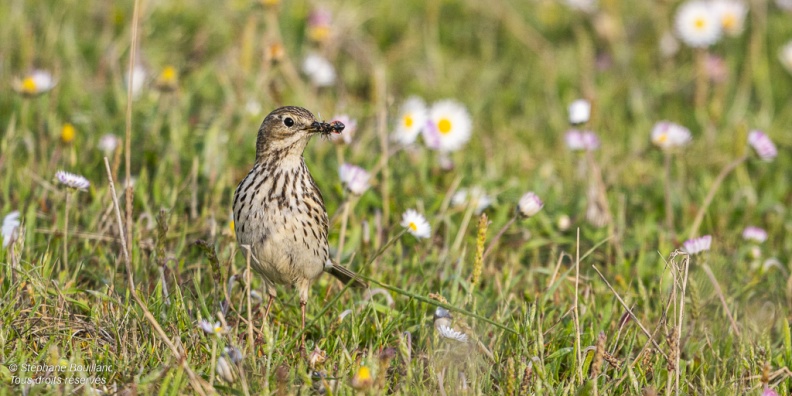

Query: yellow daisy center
<box><xmin>655</xmin><ymin>133</ymin><xmax>668</xmax><ymax>144</ymax></box>
<box><xmin>22</xmin><ymin>77</ymin><xmax>37</xmax><ymax>93</ymax></box>
<box><xmin>161</xmin><ymin>66</ymin><xmax>177</xmax><ymax>82</ymax></box>
<box><xmin>309</xmin><ymin>26</ymin><xmax>331</xmax><ymax>42</ymax></box>
<box><xmin>61</xmin><ymin>123</ymin><xmax>75</xmax><ymax>143</ymax></box>
<box><xmin>404</xmin><ymin>115</ymin><xmax>413</xmax><ymax>128</ymax></box>
<box><xmin>722</xmin><ymin>14</ymin><xmax>735</xmax><ymax>30</ymax></box>
<box><xmin>357</xmin><ymin>366</ymin><xmax>371</xmax><ymax>381</ymax></box>
<box><xmin>694</xmin><ymin>17</ymin><xmax>706</xmax><ymax>30</ymax></box>
<box><xmin>214</xmin><ymin>326</ymin><xmax>223</xmax><ymax>333</ymax></box>
<box><xmin>438</xmin><ymin>118</ymin><xmax>452</xmax><ymax>134</ymax></box>
<box><xmin>408</xmin><ymin>222</ymin><xmax>417</xmax><ymax>232</ymax></box>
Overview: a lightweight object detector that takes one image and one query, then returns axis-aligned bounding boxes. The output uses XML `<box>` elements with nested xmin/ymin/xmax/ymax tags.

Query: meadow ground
<box><xmin>1</xmin><ymin>0</ymin><xmax>791</xmax><ymax>394</ymax></box>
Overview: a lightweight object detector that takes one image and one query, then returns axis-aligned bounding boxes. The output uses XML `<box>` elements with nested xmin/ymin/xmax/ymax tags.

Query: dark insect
<box><xmin>329</xmin><ymin>120</ymin><xmax>345</xmax><ymax>134</ymax></box>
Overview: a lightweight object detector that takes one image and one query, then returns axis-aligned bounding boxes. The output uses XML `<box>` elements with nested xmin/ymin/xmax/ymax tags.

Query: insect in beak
<box><xmin>311</xmin><ymin>121</ymin><xmax>345</xmax><ymax>135</ymax></box>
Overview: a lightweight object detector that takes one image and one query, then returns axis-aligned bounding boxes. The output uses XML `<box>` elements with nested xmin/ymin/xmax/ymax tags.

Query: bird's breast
<box><xmin>232</xmin><ymin>160</ymin><xmax>329</xmax><ymax>285</ymax></box>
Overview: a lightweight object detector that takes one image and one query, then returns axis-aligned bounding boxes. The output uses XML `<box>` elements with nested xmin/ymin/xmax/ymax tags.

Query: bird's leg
<box><xmin>259</xmin><ymin>294</ymin><xmax>276</xmax><ymax>339</ymax></box>
<box><xmin>300</xmin><ymin>300</ymin><xmax>307</xmax><ymax>351</ymax></box>
<box><xmin>263</xmin><ymin>295</ymin><xmax>275</xmax><ymax>321</ymax></box>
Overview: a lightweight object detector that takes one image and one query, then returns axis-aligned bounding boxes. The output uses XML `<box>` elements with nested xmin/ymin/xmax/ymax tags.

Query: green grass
<box><xmin>1</xmin><ymin>0</ymin><xmax>791</xmax><ymax>394</ymax></box>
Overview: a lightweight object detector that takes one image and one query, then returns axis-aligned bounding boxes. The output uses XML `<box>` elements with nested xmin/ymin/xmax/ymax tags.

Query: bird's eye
<box><xmin>284</xmin><ymin>117</ymin><xmax>294</xmax><ymax>127</ymax></box>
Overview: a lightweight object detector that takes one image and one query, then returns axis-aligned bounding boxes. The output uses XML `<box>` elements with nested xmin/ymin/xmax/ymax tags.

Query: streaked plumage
<box><xmin>233</xmin><ymin>106</ymin><xmax>365</xmax><ymax>343</ymax></box>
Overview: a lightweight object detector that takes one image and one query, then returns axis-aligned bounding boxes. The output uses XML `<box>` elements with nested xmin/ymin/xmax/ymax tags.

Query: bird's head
<box><xmin>255</xmin><ymin>106</ymin><xmax>344</xmax><ymax>161</ymax></box>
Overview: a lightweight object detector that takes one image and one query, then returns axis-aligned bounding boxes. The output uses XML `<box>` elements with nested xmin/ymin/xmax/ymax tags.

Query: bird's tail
<box><xmin>327</xmin><ymin>262</ymin><xmax>368</xmax><ymax>289</ymax></box>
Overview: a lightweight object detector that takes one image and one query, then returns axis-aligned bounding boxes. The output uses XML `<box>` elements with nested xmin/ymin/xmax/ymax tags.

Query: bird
<box><xmin>232</xmin><ymin>106</ymin><xmax>366</xmax><ymax>345</ymax></box>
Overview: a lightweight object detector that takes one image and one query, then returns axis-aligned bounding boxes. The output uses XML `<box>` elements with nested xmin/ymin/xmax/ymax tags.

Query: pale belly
<box><xmin>239</xmin><ymin>210</ymin><xmax>326</xmax><ymax>286</ymax></box>
<box><xmin>233</xmin><ymin>159</ymin><xmax>330</xmax><ymax>288</ymax></box>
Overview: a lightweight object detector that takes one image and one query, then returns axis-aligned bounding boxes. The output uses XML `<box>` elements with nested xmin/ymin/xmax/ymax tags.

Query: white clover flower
<box><xmin>748</xmin><ymin>130</ymin><xmax>777</xmax><ymax>161</ymax></box>
<box><xmin>339</xmin><ymin>163</ymin><xmax>371</xmax><ymax>195</ymax></box>
<box><xmin>55</xmin><ymin>171</ymin><xmax>90</xmax><ymax>191</ymax></box>
<box><xmin>712</xmin><ymin>0</ymin><xmax>747</xmax><ymax>37</ymax></box>
<box><xmin>742</xmin><ymin>226</ymin><xmax>767</xmax><ymax>243</ymax></box>
<box><xmin>674</xmin><ymin>1</ymin><xmax>722</xmax><ymax>48</ymax></box>
<box><xmin>13</xmin><ymin>69</ymin><xmax>57</xmax><ymax>96</ymax></box>
<box><xmin>2</xmin><ymin>211</ymin><xmax>21</xmax><ymax>248</ymax></box>
<box><xmin>422</xmin><ymin>100</ymin><xmax>472</xmax><ymax>152</ymax></box>
<box><xmin>651</xmin><ymin>121</ymin><xmax>691</xmax><ymax>150</ymax></box>
<box><xmin>518</xmin><ymin>192</ymin><xmax>544</xmax><ymax>218</ymax></box>
<box><xmin>392</xmin><ymin>96</ymin><xmax>428</xmax><ymax>145</ymax></box>
<box><xmin>568</xmin><ymin>99</ymin><xmax>591</xmax><ymax>125</ymax></box>
<box><xmin>437</xmin><ymin>325</ymin><xmax>469</xmax><ymax>343</ymax></box>
<box><xmin>302</xmin><ymin>53</ymin><xmax>336</xmax><ymax>87</ymax></box>
<box><xmin>400</xmin><ymin>209</ymin><xmax>431</xmax><ymax>239</ymax></box>
<box><xmin>451</xmin><ymin>187</ymin><xmax>492</xmax><ymax>215</ymax></box>
<box><xmin>683</xmin><ymin>235</ymin><xmax>712</xmax><ymax>254</ymax></box>
<box><xmin>98</xmin><ymin>134</ymin><xmax>119</xmax><ymax>154</ymax></box>
<box><xmin>779</xmin><ymin>41</ymin><xmax>792</xmax><ymax>74</ymax></box>
<box><xmin>565</xmin><ymin>130</ymin><xmax>600</xmax><ymax>151</ymax></box>
<box><xmin>198</xmin><ymin>319</ymin><xmax>227</xmax><ymax>336</ymax></box>
<box><xmin>329</xmin><ymin>114</ymin><xmax>356</xmax><ymax>145</ymax></box>
<box><xmin>124</xmin><ymin>64</ymin><xmax>147</xmax><ymax>100</ymax></box>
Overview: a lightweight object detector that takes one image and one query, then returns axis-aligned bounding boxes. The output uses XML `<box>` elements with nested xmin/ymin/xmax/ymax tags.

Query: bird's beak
<box><xmin>311</xmin><ymin>120</ymin><xmax>345</xmax><ymax>134</ymax></box>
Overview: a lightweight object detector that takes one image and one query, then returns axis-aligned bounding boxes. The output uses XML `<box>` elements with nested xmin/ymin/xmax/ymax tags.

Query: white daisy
<box><xmin>13</xmin><ymin>69</ymin><xmax>57</xmax><ymax>96</ymax></box>
<box><xmin>302</xmin><ymin>53</ymin><xmax>336</xmax><ymax>87</ymax></box>
<box><xmin>422</xmin><ymin>100</ymin><xmax>472</xmax><ymax>152</ymax></box>
<box><xmin>400</xmin><ymin>209</ymin><xmax>431</xmax><ymax>239</ymax></box>
<box><xmin>565</xmin><ymin>130</ymin><xmax>600</xmax><ymax>151</ymax></box>
<box><xmin>55</xmin><ymin>171</ymin><xmax>90</xmax><ymax>191</ymax></box>
<box><xmin>437</xmin><ymin>325</ymin><xmax>469</xmax><ymax>343</ymax></box>
<box><xmin>568</xmin><ymin>99</ymin><xmax>591</xmax><ymax>125</ymax></box>
<box><xmin>683</xmin><ymin>235</ymin><xmax>712</xmax><ymax>254</ymax></box>
<box><xmin>98</xmin><ymin>134</ymin><xmax>119</xmax><ymax>154</ymax></box>
<box><xmin>712</xmin><ymin>0</ymin><xmax>747</xmax><ymax>37</ymax></box>
<box><xmin>777</xmin><ymin>0</ymin><xmax>792</xmax><ymax>12</ymax></box>
<box><xmin>674</xmin><ymin>1</ymin><xmax>722</xmax><ymax>48</ymax></box>
<box><xmin>779</xmin><ymin>41</ymin><xmax>792</xmax><ymax>74</ymax></box>
<box><xmin>742</xmin><ymin>226</ymin><xmax>767</xmax><ymax>243</ymax></box>
<box><xmin>329</xmin><ymin>114</ymin><xmax>356</xmax><ymax>145</ymax></box>
<box><xmin>124</xmin><ymin>64</ymin><xmax>147</xmax><ymax>100</ymax></box>
<box><xmin>518</xmin><ymin>192</ymin><xmax>544</xmax><ymax>218</ymax></box>
<box><xmin>748</xmin><ymin>130</ymin><xmax>777</xmax><ymax>161</ymax></box>
<box><xmin>392</xmin><ymin>96</ymin><xmax>428</xmax><ymax>145</ymax></box>
<box><xmin>2</xmin><ymin>211</ymin><xmax>21</xmax><ymax>248</ymax></box>
<box><xmin>451</xmin><ymin>187</ymin><xmax>492</xmax><ymax>214</ymax></box>
<box><xmin>215</xmin><ymin>356</ymin><xmax>235</xmax><ymax>383</ymax></box>
<box><xmin>338</xmin><ymin>163</ymin><xmax>371</xmax><ymax>195</ymax></box>
<box><xmin>198</xmin><ymin>319</ymin><xmax>227</xmax><ymax>336</ymax></box>
<box><xmin>651</xmin><ymin>121</ymin><xmax>691</xmax><ymax>150</ymax></box>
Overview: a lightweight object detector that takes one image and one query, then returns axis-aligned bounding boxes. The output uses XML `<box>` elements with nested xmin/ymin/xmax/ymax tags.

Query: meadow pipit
<box><xmin>233</xmin><ymin>106</ymin><xmax>366</xmax><ymax>345</ymax></box>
